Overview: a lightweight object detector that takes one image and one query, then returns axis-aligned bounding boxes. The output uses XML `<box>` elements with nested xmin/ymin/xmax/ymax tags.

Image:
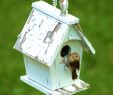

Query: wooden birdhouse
<box><xmin>14</xmin><ymin>0</ymin><xmax>95</xmax><ymax>95</ymax></box>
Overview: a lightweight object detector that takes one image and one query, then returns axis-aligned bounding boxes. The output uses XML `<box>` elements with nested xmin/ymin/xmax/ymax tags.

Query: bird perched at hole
<box><xmin>63</xmin><ymin>52</ymin><xmax>80</xmax><ymax>80</ymax></box>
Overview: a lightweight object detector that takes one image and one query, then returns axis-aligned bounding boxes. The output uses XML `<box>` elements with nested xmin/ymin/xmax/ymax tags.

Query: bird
<box><xmin>63</xmin><ymin>52</ymin><xmax>80</xmax><ymax>80</ymax></box>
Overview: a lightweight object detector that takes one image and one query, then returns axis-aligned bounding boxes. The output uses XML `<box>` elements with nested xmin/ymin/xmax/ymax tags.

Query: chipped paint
<box><xmin>14</xmin><ymin>1</ymin><xmax>95</xmax><ymax>67</ymax></box>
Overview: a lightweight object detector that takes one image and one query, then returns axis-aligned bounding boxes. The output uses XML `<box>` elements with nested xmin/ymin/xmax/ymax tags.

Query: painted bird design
<box><xmin>63</xmin><ymin>52</ymin><xmax>80</xmax><ymax>80</ymax></box>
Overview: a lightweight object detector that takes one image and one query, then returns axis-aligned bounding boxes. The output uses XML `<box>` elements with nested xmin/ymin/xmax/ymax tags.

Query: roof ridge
<box><xmin>32</xmin><ymin>1</ymin><xmax>79</xmax><ymax>25</ymax></box>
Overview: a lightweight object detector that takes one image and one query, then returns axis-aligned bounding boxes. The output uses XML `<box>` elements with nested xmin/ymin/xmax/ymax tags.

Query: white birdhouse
<box><xmin>14</xmin><ymin>1</ymin><xmax>95</xmax><ymax>95</ymax></box>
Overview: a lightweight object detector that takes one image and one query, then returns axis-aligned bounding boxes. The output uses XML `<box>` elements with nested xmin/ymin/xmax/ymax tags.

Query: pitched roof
<box><xmin>32</xmin><ymin>1</ymin><xmax>79</xmax><ymax>25</ymax></box>
<box><xmin>14</xmin><ymin>1</ymin><xmax>95</xmax><ymax>67</ymax></box>
<box><xmin>73</xmin><ymin>24</ymin><xmax>95</xmax><ymax>54</ymax></box>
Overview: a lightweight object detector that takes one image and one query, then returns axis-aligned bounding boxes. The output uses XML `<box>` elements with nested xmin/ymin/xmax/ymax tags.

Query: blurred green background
<box><xmin>0</xmin><ymin>0</ymin><xmax>113</xmax><ymax>95</ymax></box>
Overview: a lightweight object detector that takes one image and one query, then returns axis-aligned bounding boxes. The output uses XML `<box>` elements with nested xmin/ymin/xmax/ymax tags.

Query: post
<box><xmin>60</xmin><ymin>0</ymin><xmax>68</xmax><ymax>16</ymax></box>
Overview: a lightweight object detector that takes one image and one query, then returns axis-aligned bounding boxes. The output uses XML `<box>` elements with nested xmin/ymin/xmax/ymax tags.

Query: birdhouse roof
<box><xmin>14</xmin><ymin>1</ymin><xmax>95</xmax><ymax>66</ymax></box>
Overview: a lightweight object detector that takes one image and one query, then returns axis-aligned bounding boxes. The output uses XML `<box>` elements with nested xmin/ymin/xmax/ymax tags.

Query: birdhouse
<box><xmin>14</xmin><ymin>0</ymin><xmax>95</xmax><ymax>95</ymax></box>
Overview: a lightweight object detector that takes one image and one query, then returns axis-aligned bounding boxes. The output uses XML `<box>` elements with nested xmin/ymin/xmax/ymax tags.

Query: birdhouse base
<box><xmin>20</xmin><ymin>75</ymin><xmax>89</xmax><ymax>95</ymax></box>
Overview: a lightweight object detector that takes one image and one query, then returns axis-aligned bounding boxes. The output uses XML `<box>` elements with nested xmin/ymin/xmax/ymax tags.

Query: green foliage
<box><xmin>0</xmin><ymin>0</ymin><xmax>113</xmax><ymax>95</ymax></box>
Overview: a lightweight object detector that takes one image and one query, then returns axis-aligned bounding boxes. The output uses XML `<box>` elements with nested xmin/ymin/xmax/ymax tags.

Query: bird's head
<box><xmin>67</xmin><ymin>52</ymin><xmax>80</xmax><ymax>64</ymax></box>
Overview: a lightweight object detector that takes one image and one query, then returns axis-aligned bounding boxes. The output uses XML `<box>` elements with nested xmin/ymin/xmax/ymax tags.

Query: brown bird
<box><xmin>63</xmin><ymin>52</ymin><xmax>80</xmax><ymax>80</ymax></box>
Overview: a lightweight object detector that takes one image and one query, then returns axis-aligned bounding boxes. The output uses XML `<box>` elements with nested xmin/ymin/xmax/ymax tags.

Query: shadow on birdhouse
<box><xmin>14</xmin><ymin>0</ymin><xmax>95</xmax><ymax>95</ymax></box>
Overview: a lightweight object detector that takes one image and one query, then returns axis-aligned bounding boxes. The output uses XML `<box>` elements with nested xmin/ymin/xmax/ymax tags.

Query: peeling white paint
<box><xmin>14</xmin><ymin>1</ymin><xmax>95</xmax><ymax>67</ymax></box>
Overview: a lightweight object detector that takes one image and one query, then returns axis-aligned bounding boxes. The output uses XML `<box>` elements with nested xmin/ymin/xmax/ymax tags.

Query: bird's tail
<box><xmin>72</xmin><ymin>70</ymin><xmax>77</xmax><ymax>80</ymax></box>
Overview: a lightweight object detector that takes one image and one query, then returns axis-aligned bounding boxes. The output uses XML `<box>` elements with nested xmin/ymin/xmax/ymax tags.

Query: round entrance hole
<box><xmin>60</xmin><ymin>45</ymin><xmax>71</xmax><ymax>57</ymax></box>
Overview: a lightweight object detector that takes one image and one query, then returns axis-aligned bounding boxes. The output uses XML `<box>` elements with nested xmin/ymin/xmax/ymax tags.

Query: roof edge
<box><xmin>73</xmin><ymin>24</ymin><xmax>96</xmax><ymax>55</ymax></box>
<box><xmin>32</xmin><ymin>1</ymin><xmax>79</xmax><ymax>25</ymax></box>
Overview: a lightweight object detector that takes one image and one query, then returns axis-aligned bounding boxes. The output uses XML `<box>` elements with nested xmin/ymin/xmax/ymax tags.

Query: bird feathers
<box><xmin>63</xmin><ymin>52</ymin><xmax>80</xmax><ymax>80</ymax></box>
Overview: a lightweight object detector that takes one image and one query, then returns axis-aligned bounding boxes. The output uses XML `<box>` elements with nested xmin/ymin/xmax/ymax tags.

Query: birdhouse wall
<box><xmin>64</xmin><ymin>26</ymin><xmax>81</xmax><ymax>42</ymax></box>
<box><xmin>23</xmin><ymin>39</ymin><xmax>83</xmax><ymax>90</ymax></box>
<box><xmin>48</xmin><ymin>40</ymin><xmax>83</xmax><ymax>90</ymax></box>
<box><xmin>23</xmin><ymin>55</ymin><xmax>53</xmax><ymax>89</ymax></box>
